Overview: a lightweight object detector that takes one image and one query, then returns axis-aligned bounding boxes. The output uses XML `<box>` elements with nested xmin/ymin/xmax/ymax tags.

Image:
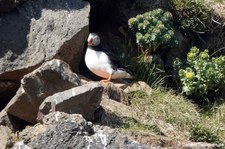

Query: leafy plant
<box><xmin>128</xmin><ymin>8</ymin><xmax>177</xmax><ymax>55</ymax></box>
<box><xmin>190</xmin><ymin>126</ymin><xmax>223</xmax><ymax>147</ymax></box>
<box><xmin>169</xmin><ymin>0</ymin><xmax>212</xmax><ymax>33</ymax></box>
<box><xmin>133</xmin><ymin>57</ymin><xmax>165</xmax><ymax>87</ymax></box>
<box><xmin>174</xmin><ymin>46</ymin><xmax>225</xmax><ymax>96</ymax></box>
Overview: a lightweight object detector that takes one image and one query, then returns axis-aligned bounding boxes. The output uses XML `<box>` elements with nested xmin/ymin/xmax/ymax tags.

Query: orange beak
<box><xmin>88</xmin><ymin>38</ymin><xmax>93</xmax><ymax>45</ymax></box>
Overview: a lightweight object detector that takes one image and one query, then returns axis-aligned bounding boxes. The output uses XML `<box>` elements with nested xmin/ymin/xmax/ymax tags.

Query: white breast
<box><xmin>85</xmin><ymin>47</ymin><xmax>113</xmax><ymax>79</ymax></box>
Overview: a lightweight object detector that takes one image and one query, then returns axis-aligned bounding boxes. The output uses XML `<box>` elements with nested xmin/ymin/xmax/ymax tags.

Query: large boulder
<box><xmin>19</xmin><ymin>112</ymin><xmax>149</xmax><ymax>149</ymax></box>
<box><xmin>0</xmin><ymin>0</ymin><xmax>90</xmax><ymax>93</ymax></box>
<box><xmin>5</xmin><ymin>59</ymin><xmax>81</xmax><ymax>123</ymax></box>
<box><xmin>102</xmin><ymin>82</ymin><xmax>130</xmax><ymax>105</ymax></box>
<box><xmin>0</xmin><ymin>109</ymin><xmax>28</xmax><ymax>131</ymax></box>
<box><xmin>38</xmin><ymin>82</ymin><xmax>103</xmax><ymax>121</ymax></box>
<box><xmin>0</xmin><ymin>0</ymin><xmax>90</xmax><ymax>113</ymax></box>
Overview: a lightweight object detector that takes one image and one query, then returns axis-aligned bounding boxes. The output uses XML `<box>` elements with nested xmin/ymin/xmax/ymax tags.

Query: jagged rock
<box><xmin>38</xmin><ymin>82</ymin><xmax>103</xmax><ymax>121</ymax></box>
<box><xmin>0</xmin><ymin>110</ymin><xmax>19</xmax><ymax>131</ymax></box>
<box><xmin>0</xmin><ymin>0</ymin><xmax>90</xmax><ymax>82</ymax></box>
<box><xmin>101</xmin><ymin>96</ymin><xmax>134</xmax><ymax>119</ymax></box>
<box><xmin>12</xmin><ymin>141</ymin><xmax>30</xmax><ymax>149</ymax></box>
<box><xmin>94</xmin><ymin>97</ymin><xmax>134</xmax><ymax>127</ymax></box>
<box><xmin>124</xmin><ymin>81</ymin><xmax>152</xmax><ymax>96</ymax></box>
<box><xmin>0</xmin><ymin>125</ymin><xmax>13</xmax><ymax>149</ymax></box>
<box><xmin>18</xmin><ymin>112</ymin><xmax>149</xmax><ymax>149</ymax></box>
<box><xmin>19</xmin><ymin>112</ymin><xmax>86</xmax><ymax>144</ymax></box>
<box><xmin>5</xmin><ymin>59</ymin><xmax>81</xmax><ymax>123</ymax></box>
<box><xmin>102</xmin><ymin>82</ymin><xmax>130</xmax><ymax>105</ymax></box>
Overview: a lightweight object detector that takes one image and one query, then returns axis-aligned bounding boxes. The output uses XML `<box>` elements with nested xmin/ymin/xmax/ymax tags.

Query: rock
<box><xmin>0</xmin><ymin>0</ymin><xmax>26</xmax><ymax>13</ymax></box>
<box><xmin>19</xmin><ymin>112</ymin><xmax>219</xmax><ymax>149</ymax></box>
<box><xmin>0</xmin><ymin>110</ymin><xmax>27</xmax><ymax>131</ymax></box>
<box><xmin>0</xmin><ymin>125</ymin><xmax>13</xmax><ymax>149</ymax></box>
<box><xmin>19</xmin><ymin>112</ymin><xmax>85</xmax><ymax>144</ymax></box>
<box><xmin>12</xmin><ymin>140</ymin><xmax>30</xmax><ymax>149</ymax></box>
<box><xmin>19</xmin><ymin>112</ymin><xmax>149</xmax><ymax>149</ymax></box>
<box><xmin>0</xmin><ymin>110</ymin><xmax>16</xmax><ymax>130</ymax></box>
<box><xmin>0</xmin><ymin>0</ymin><xmax>90</xmax><ymax>82</ymax></box>
<box><xmin>101</xmin><ymin>96</ymin><xmax>134</xmax><ymax>119</ymax></box>
<box><xmin>102</xmin><ymin>82</ymin><xmax>130</xmax><ymax>105</ymax></box>
<box><xmin>95</xmin><ymin>82</ymin><xmax>153</xmax><ymax>127</ymax></box>
<box><xmin>38</xmin><ymin>82</ymin><xmax>103</xmax><ymax>121</ymax></box>
<box><xmin>95</xmin><ymin>97</ymin><xmax>134</xmax><ymax>127</ymax></box>
<box><xmin>5</xmin><ymin>59</ymin><xmax>81</xmax><ymax>123</ymax></box>
<box><xmin>0</xmin><ymin>81</ymin><xmax>19</xmax><ymax>111</ymax></box>
<box><xmin>153</xmin><ymin>119</ymin><xmax>177</xmax><ymax>137</ymax></box>
<box><xmin>179</xmin><ymin>141</ymin><xmax>219</xmax><ymax>149</ymax></box>
<box><xmin>124</xmin><ymin>81</ymin><xmax>152</xmax><ymax>96</ymax></box>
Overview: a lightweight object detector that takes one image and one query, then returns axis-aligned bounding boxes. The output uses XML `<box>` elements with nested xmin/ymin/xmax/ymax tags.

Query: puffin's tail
<box><xmin>115</xmin><ymin>68</ymin><xmax>133</xmax><ymax>79</ymax></box>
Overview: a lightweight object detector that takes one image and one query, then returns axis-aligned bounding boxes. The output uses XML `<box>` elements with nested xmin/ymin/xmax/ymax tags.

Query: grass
<box><xmin>116</xmin><ymin>86</ymin><xmax>225</xmax><ymax>146</ymax></box>
<box><xmin>198</xmin><ymin>103</ymin><xmax>225</xmax><ymax>145</ymax></box>
<box><xmin>118</xmin><ymin>87</ymin><xmax>200</xmax><ymax>139</ymax></box>
<box><xmin>120</xmin><ymin>117</ymin><xmax>162</xmax><ymax>135</ymax></box>
<box><xmin>133</xmin><ymin>62</ymin><xmax>165</xmax><ymax>88</ymax></box>
<box><xmin>130</xmin><ymin>88</ymin><xmax>199</xmax><ymax>132</ymax></box>
<box><xmin>115</xmin><ymin>0</ymin><xmax>225</xmax><ymax>145</ymax></box>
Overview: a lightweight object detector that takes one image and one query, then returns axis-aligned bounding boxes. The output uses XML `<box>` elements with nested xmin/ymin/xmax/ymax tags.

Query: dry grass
<box><xmin>126</xmin><ymin>87</ymin><xmax>200</xmax><ymax>139</ymax></box>
<box><xmin>118</xmin><ymin>86</ymin><xmax>225</xmax><ymax>145</ymax></box>
<box><xmin>200</xmin><ymin>103</ymin><xmax>225</xmax><ymax>142</ymax></box>
<box><xmin>206</xmin><ymin>0</ymin><xmax>225</xmax><ymax>22</ymax></box>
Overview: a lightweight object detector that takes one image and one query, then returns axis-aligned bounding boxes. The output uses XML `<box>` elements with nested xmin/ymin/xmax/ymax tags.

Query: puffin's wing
<box><xmin>94</xmin><ymin>45</ymin><xmax>131</xmax><ymax>73</ymax></box>
<box><xmin>106</xmin><ymin>52</ymin><xmax>125</xmax><ymax>69</ymax></box>
<box><xmin>93</xmin><ymin>45</ymin><xmax>124</xmax><ymax>68</ymax></box>
<box><xmin>103</xmin><ymin>49</ymin><xmax>128</xmax><ymax>70</ymax></box>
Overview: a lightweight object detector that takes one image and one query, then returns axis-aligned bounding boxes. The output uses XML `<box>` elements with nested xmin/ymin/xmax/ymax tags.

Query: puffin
<box><xmin>85</xmin><ymin>33</ymin><xmax>133</xmax><ymax>82</ymax></box>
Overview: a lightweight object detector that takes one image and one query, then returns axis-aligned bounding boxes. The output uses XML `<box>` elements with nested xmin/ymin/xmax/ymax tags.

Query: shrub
<box><xmin>169</xmin><ymin>0</ymin><xmax>212</xmax><ymax>33</ymax></box>
<box><xmin>190</xmin><ymin>126</ymin><xmax>223</xmax><ymax>147</ymax></box>
<box><xmin>128</xmin><ymin>8</ymin><xmax>177</xmax><ymax>55</ymax></box>
<box><xmin>174</xmin><ymin>47</ymin><xmax>225</xmax><ymax>96</ymax></box>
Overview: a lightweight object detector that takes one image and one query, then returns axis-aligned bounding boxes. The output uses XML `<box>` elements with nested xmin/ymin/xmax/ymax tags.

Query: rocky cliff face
<box><xmin>0</xmin><ymin>1</ymin><xmax>154</xmax><ymax>146</ymax></box>
<box><xmin>0</xmin><ymin>0</ymin><xmax>90</xmax><ymax>111</ymax></box>
<box><xmin>18</xmin><ymin>112</ymin><xmax>149</xmax><ymax>149</ymax></box>
<box><xmin>0</xmin><ymin>0</ymin><xmax>220</xmax><ymax>149</ymax></box>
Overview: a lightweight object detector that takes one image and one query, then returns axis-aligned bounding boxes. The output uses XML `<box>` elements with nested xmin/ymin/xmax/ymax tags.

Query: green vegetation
<box><xmin>123</xmin><ymin>1</ymin><xmax>225</xmax><ymax>147</ymax></box>
<box><xmin>128</xmin><ymin>88</ymin><xmax>199</xmax><ymax>133</ymax></box>
<box><xmin>174</xmin><ymin>46</ymin><xmax>225</xmax><ymax>96</ymax></box>
<box><xmin>133</xmin><ymin>60</ymin><xmax>164</xmax><ymax>87</ymax></box>
<box><xmin>128</xmin><ymin>8</ymin><xmax>176</xmax><ymax>87</ymax></box>
<box><xmin>121</xmin><ymin>117</ymin><xmax>161</xmax><ymax>135</ymax></box>
<box><xmin>116</xmin><ymin>88</ymin><xmax>225</xmax><ymax>146</ymax></box>
<box><xmin>169</xmin><ymin>0</ymin><xmax>212</xmax><ymax>33</ymax></box>
<box><xmin>199</xmin><ymin>103</ymin><xmax>225</xmax><ymax>144</ymax></box>
<box><xmin>190</xmin><ymin>126</ymin><xmax>223</xmax><ymax>147</ymax></box>
<box><xmin>128</xmin><ymin>8</ymin><xmax>177</xmax><ymax>55</ymax></box>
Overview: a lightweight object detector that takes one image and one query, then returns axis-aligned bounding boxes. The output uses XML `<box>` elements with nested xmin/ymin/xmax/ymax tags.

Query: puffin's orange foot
<box><xmin>100</xmin><ymin>80</ymin><xmax>110</xmax><ymax>83</ymax></box>
<box><xmin>100</xmin><ymin>74</ymin><xmax>112</xmax><ymax>83</ymax></box>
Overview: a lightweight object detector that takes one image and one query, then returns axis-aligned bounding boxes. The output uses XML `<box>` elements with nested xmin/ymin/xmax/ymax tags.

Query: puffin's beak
<box><xmin>88</xmin><ymin>38</ymin><xmax>93</xmax><ymax>45</ymax></box>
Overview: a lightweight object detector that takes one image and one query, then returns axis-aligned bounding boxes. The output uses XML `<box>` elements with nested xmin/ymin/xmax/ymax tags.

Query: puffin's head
<box><xmin>87</xmin><ymin>33</ymin><xmax>101</xmax><ymax>46</ymax></box>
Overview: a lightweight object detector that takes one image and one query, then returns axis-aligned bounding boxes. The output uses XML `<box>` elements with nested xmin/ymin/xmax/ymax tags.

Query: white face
<box><xmin>87</xmin><ymin>33</ymin><xmax>101</xmax><ymax>46</ymax></box>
